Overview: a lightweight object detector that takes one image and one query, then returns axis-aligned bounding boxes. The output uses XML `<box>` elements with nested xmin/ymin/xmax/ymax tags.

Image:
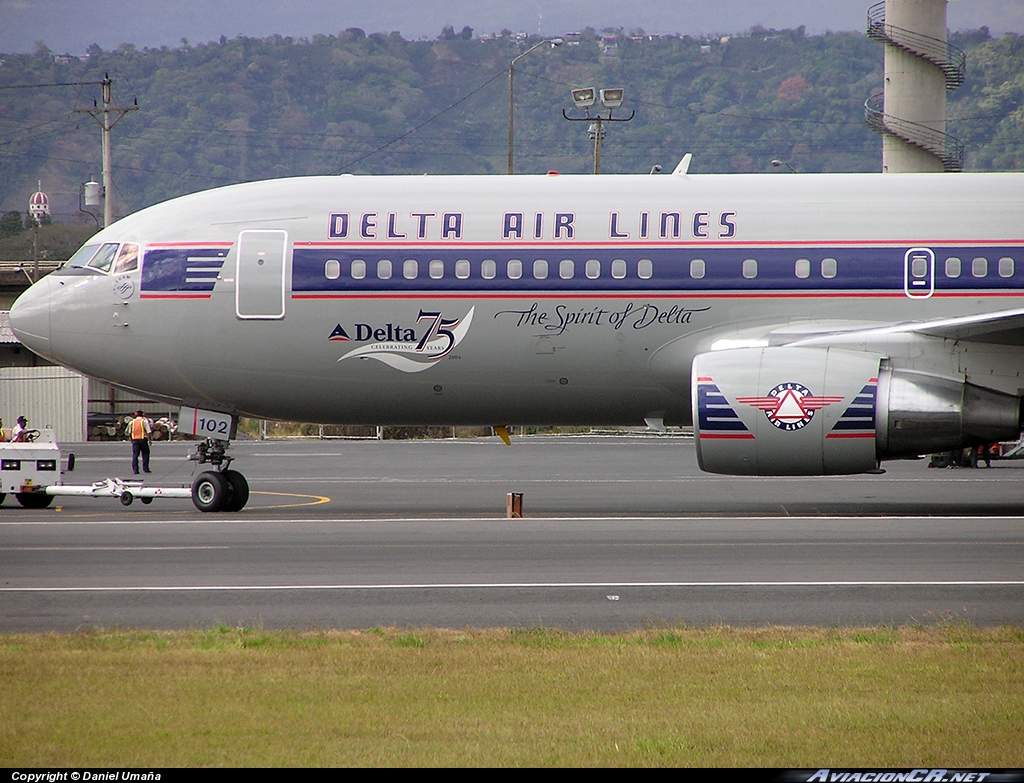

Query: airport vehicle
<box><xmin>10</xmin><ymin>169</ymin><xmax>1024</xmax><ymax>510</ymax></box>
<box><xmin>0</xmin><ymin>429</ymin><xmax>192</xmax><ymax>508</ymax></box>
<box><xmin>0</xmin><ymin>429</ymin><xmax>60</xmax><ymax>507</ymax></box>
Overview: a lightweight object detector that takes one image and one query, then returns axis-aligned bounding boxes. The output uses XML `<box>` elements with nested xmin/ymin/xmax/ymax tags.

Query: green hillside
<box><xmin>1</xmin><ymin>26</ymin><xmax>1022</xmax><ymax>222</ymax></box>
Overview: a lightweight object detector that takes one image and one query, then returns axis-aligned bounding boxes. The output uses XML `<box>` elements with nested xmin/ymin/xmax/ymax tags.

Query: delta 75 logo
<box><xmin>332</xmin><ymin>307</ymin><xmax>474</xmax><ymax>373</ymax></box>
<box><xmin>736</xmin><ymin>382</ymin><xmax>844</xmax><ymax>431</ymax></box>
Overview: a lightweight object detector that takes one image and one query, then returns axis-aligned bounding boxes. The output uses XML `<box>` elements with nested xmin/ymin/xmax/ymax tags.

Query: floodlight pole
<box><xmin>508</xmin><ymin>39</ymin><xmax>562</xmax><ymax>175</ymax></box>
<box><xmin>562</xmin><ymin>104</ymin><xmax>634</xmax><ymax>174</ymax></box>
<box><xmin>592</xmin><ymin>116</ymin><xmax>604</xmax><ymax>175</ymax></box>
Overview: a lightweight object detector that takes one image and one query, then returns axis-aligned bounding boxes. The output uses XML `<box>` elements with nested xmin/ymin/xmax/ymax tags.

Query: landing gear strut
<box><xmin>189</xmin><ymin>438</ymin><xmax>249</xmax><ymax>512</ymax></box>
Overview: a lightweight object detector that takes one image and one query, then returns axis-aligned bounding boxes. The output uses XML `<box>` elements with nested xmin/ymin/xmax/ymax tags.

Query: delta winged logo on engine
<box><xmin>330</xmin><ymin>307</ymin><xmax>474</xmax><ymax>373</ymax></box>
<box><xmin>736</xmin><ymin>383</ymin><xmax>844</xmax><ymax>432</ymax></box>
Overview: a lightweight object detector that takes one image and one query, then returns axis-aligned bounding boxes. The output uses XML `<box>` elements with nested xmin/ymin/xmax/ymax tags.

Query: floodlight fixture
<box><xmin>562</xmin><ymin>85</ymin><xmax>634</xmax><ymax>174</ymax></box>
<box><xmin>572</xmin><ymin>87</ymin><xmax>597</xmax><ymax>109</ymax></box>
<box><xmin>600</xmin><ymin>88</ymin><xmax>624</xmax><ymax>109</ymax></box>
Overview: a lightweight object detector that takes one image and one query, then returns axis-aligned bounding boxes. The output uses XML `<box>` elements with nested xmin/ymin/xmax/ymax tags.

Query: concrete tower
<box><xmin>866</xmin><ymin>0</ymin><xmax>965</xmax><ymax>172</ymax></box>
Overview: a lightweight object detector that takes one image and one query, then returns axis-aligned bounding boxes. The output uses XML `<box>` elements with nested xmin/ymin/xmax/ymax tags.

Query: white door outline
<box><xmin>236</xmin><ymin>229</ymin><xmax>287</xmax><ymax>319</ymax></box>
<box><xmin>904</xmin><ymin>247</ymin><xmax>934</xmax><ymax>299</ymax></box>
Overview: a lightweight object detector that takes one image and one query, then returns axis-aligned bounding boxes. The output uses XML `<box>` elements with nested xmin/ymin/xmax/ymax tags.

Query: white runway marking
<box><xmin>4</xmin><ymin>514</ymin><xmax>1024</xmax><ymax>526</ymax></box>
<box><xmin>4</xmin><ymin>580</ymin><xmax>1024</xmax><ymax>592</ymax></box>
<box><xmin>232</xmin><ymin>475</ymin><xmax>1022</xmax><ymax>484</ymax></box>
<box><xmin>7</xmin><ymin>546</ymin><xmax>231</xmax><ymax>551</ymax></box>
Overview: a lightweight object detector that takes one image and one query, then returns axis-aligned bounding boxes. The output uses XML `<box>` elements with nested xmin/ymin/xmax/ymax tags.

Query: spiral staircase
<box><xmin>865</xmin><ymin>1</ymin><xmax>965</xmax><ymax>172</ymax></box>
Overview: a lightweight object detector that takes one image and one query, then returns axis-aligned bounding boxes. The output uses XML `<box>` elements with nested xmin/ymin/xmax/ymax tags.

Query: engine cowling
<box><xmin>692</xmin><ymin>347</ymin><xmax>1021</xmax><ymax>476</ymax></box>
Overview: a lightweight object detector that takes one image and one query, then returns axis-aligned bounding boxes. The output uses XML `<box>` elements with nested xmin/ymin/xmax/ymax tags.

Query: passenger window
<box><xmin>611</xmin><ymin>259</ymin><xmax>626</xmax><ymax>279</ymax></box>
<box><xmin>113</xmin><ymin>243</ymin><xmax>139</xmax><ymax>274</ymax></box>
<box><xmin>638</xmin><ymin>258</ymin><xmax>653</xmax><ymax>279</ymax></box>
<box><xmin>586</xmin><ymin>259</ymin><xmax>600</xmax><ymax>279</ymax></box>
<box><xmin>945</xmin><ymin>257</ymin><xmax>961</xmax><ymax>278</ymax></box>
<box><xmin>377</xmin><ymin>259</ymin><xmax>392</xmax><ymax>280</ymax></box>
<box><xmin>507</xmin><ymin>259</ymin><xmax>522</xmax><ymax>280</ymax></box>
<box><xmin>351</xmin><ymin>259</ymin><xmax>366</xmax><ymax>279</ymax></box>
<box><xmin>533</xmin><ymin>259</ymin><xmax>548</xmax><ymax>279</ymax></box>
<box><xmin>455</xmin><ymin>259</ymin><xmax>470</xmax><ymax>279</ymax></box>
<box><xmin>324</xmin><ymin>259</ymin><xmax>341</xmax><ymax>280</ymax></box>
<box><xmin>87</xmin><ymin>242</ymin><xmax>120</xmax><ymax>273</ymax></box>
<box><xmin>795</xmin><ymin>258</ymin><xmax>810</xmax><ymax>279</ymax></box>
<box><xmin>559</xmin><ymin>259</ymin><xmax>574</xmax><ymax>279</ymax></box>
<box><xmin>821</xmin><ymin>257</ymin><xmax>837</xmax><ymax>279</ymax></box>
<box><xmin>742</xmin><ymin>258</ymin><xmax>758</xmax><ymax>279</ymax></box>
<box><xmin>403</xmin><ymin>259</ymin><xmax>418</xmax><ymax>279</ymax></box>
<box><xmin>482</xmin><ymin>259</ymin><xmax>496</xmax><ymax>279</ymax></box>
<box><xmin>972</xmin><ymin>257</ymin><xmax>988</xmax><ymax>278</ymax></box>
<box><xmin>911</xmin><ymin>255</ymin><xmax>928</xmax><ymax>279</ymax></box>
<box><xmin>999</xmin><ymin>257</ymin><xmax>1014</xmax><ymax>278</ymax></box>
<box><xmin>429</xmin><ymin>259</ymin><xmax>444</xmax><ymax>279</ymax></box>
<box><xmin>690</xmin><ymin>259</ymin><xmax>705</xmax><ymax>279</ymax></box>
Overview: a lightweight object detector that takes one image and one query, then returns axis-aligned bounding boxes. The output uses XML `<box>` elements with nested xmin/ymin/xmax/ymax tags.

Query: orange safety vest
<box><xmin>130</xmin><ymin>417</ymin><xmax>148</xmax><ymax>440</ymax></box>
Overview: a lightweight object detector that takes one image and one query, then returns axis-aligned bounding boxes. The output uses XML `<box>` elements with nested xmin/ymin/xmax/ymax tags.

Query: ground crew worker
<box><xmin>126</xmin><ymin>410</ymin><xmax>152</xmax><ymax>474</ymax></box>
<box><xmin>11</xmin><ymin>416</ymin><xmax>28</xmax><ymax>442</ymax></box>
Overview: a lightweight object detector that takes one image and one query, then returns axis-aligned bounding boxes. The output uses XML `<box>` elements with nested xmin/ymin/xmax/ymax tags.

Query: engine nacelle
<box><xmin>692</xmin><ymin>347</ymin><xmax>1021</xmax><ymax>476</ymax></box>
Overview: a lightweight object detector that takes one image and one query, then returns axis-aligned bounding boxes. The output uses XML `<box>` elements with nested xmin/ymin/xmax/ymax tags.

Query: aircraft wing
<box><xmin>902</xmin><ymin>307</ymin><xmax>1024</xmax><ymax>346</ymax></box>
<box><xmin>765</xmin><ymin>307</ymin><xmax>1024</xmax><ymax>348</ymax></box>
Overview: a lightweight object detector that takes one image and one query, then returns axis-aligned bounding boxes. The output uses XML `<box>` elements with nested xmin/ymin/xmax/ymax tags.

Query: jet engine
<box><xmin>692</xmin><ymin>347</ymin><xmax>1021</xmax><ymax>476</ymax></box>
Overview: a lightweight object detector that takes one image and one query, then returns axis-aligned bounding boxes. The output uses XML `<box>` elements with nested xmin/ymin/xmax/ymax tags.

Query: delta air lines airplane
<box><xmin>10</xmin><ymin>169</ymin><xmax>1024</xmax><ymax>511</ymax></box>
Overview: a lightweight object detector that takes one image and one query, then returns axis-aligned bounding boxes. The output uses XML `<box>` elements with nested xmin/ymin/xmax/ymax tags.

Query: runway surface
<box><xmin>2</xmin><ymin>434</ymin><xmax>1022</xmax><ymax>631</ymax></box>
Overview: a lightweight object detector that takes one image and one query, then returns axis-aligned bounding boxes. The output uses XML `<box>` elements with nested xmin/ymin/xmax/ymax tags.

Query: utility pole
<box><xmin>75</xmin><ymin>74</ymin><xmax>137</xmax><ymax>227</ymax></box>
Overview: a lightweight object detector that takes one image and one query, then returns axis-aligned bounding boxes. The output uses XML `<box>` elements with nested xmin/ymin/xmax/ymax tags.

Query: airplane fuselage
<box><xmin>11</xmin><ymin>172</ymin><xmax>1024</xmax><ymax>440</ymax></box>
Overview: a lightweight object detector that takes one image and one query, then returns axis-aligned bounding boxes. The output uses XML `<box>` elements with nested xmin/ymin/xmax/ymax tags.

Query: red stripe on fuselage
<box><xmin>290</xmin><ymin>291</ymin><xmax>1024</xmax><ymax>300</ymax></box>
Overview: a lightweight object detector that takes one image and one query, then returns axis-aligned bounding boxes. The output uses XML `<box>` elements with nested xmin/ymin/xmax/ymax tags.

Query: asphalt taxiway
<box><xmin>1</xmin><ymin>434</ymin><xmax>1022</xmax><ymax>631</ymax></box>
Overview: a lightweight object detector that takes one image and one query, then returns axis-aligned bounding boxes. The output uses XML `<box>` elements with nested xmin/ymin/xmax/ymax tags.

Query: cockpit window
<box><xmin>87</xmin><ymin>243</ymin><xmax>120</xmax><ymax>273</ymax></box>
<box><xmin>66</xmin><ymin>244</ymin><xmax>102</xmax><ymax>268</ymax></box>
<box><xmin>113</xmin><ymin>243</ymin><xmax>139</xmax><ymax>274</ymax></box>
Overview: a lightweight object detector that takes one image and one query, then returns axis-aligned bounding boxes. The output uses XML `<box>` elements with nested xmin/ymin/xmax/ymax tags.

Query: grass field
<box><xmin>2</xmin><ymin>625</ymin><xmax>1022</xmax><ymax>767</ymax></box>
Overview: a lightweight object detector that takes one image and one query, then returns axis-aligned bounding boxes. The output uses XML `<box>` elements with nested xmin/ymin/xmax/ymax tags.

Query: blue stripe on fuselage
<box><xmin>290</xmin><ymin>245</ymin><xmax>1024</xmax><ymax>294</ymax></box>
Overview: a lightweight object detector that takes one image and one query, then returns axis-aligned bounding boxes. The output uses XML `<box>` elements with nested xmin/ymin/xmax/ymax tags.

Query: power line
<box><xmin>0</xmin><ymin>80</ymin><xmax>105</xmax><ymax>90</ymax></box>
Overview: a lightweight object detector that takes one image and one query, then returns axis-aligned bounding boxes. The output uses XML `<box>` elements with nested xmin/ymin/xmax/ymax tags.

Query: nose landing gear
<box><xmin>189</xmin><ymin>438</ymin><xmax>249</xmax><ymax>512</ymax></box>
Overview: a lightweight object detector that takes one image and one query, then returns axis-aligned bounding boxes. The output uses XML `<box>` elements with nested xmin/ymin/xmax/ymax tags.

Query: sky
<box><xmin>2</xmin><ymin>0</ymin><xmax>1022</xmax><ymax>54</ymax></box>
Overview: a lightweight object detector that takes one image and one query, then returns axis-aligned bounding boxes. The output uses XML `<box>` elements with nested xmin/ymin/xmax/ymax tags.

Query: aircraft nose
<box><xmin>9</xmin><ymin>276</ymin><xmax>53</xmax><ymax>357</ymax></box>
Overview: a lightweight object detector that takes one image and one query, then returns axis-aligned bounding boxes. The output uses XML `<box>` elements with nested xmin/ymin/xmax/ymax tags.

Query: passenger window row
<box><xmin>690</xmin><ymin>256</ymin><xmax>837</xmax><ymax>280</ymax></box>
<box><xmin>943</xmin><ymin>256</ymin><xmax>1014</xmax><ymax>279</ymax></box>
<box><xmin>700</xmin><ymin>255</ymin><xmax>1012</xmax><ymax>281</ymax></box>
<box><xmin>730</xmin><ymin>257</ymin><xmax>837</xmax><ymax>281</ymax></box>
<box><xmin>324</xmin><ymin>257</ymin><xmax>654</xmax><ymax>281</ymax></box>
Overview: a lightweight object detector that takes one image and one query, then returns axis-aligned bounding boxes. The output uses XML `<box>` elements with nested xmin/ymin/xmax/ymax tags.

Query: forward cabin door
<box><xmin>235</xmin><ymin>229</ymin><xmax>288</xmax><ymax>319</ymax></box>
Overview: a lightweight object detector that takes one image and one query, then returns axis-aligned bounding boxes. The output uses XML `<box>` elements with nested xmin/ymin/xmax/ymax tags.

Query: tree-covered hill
<box><xmin>1</xmin><ymin>26</ymin><xmax>1022</xmax><ymax>224</ymax></box>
